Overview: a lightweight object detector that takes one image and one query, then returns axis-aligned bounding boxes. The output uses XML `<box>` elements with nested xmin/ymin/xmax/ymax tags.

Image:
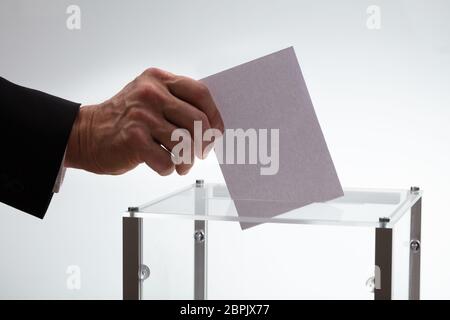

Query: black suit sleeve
<box><xmin>0</xmin><ymin>77</ymin><xmax>80</xmax><ymax>218</ymax></box>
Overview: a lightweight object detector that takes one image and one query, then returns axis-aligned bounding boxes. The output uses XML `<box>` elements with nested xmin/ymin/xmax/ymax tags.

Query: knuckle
<box><xmin>135</xmin><ymin>82</ymin><xmax>155</xmax><ymax>98</ymax></box>
<box><xmin>143</xmin><ymin>67</ymin><xmax>171</xmax><ymax>80</ymax></box>
<box><xmin>194</xmin><ymin>82</ymin><xmax>210</xmax><ymax>100</ymax></box>
<box><xmin>136</xmin><ymin>83</ymin><xmax>165</xmax><ymax>104</ymax></box>
<box><xmin>143</xmin><ymin>67</ymin><xmax>160</xmax><ymax>77</ymax></box>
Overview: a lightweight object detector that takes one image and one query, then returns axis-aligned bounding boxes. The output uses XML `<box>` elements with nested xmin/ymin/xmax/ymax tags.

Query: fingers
<box><xmin>163</xmin><ymin>97</ymin><xmax>213</xmax><ymax>159</ymax></box>
<box><xmin>166</xmin><ymin>76</ymin><xmax>224</xmax><ymax>133</ymax></box>
<box><xmin>134</xmin><ymin>68</ymin><xmax>225</xmax><ymax>175</ymax></box>
<box><xmin>150</xmin><ymin>119</ymin><xmax>194</xmax><ymax>175</ymax></box>
<box><xmin>140</xmin><ymin>138</ymin><xmax>175</xmax><ymax>176</ymax></box>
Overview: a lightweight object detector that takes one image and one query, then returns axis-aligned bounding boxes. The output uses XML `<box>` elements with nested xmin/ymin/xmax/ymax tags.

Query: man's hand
<box><xmin>64</xmin><ymin>68</ymin><xmax>224</xmax><ymax>176</ymax></box>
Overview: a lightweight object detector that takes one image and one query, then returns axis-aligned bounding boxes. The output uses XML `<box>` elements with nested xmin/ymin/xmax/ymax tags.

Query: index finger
<box><xmin>166</xmin><ymin>76</ymin><xmax>224</xmax><ymax>133</ymax></box>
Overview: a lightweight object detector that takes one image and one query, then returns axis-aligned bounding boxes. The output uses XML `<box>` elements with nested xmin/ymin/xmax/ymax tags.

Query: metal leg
<box><xmin>409</xmin><ymin>196</ymin><xmax>422</xmax><ymax>300</ymax></box>
<box><xmin>374</xmin><ymin>220</ymin><xmax>393</xmax><ymax>300</ymax></box>
<box><xmin>123</xmin><ymin>215</ymin><xmax>143</xmax><ymax>300</ymax></box>
<box><xmin>194</xmin><ymin>220</ymin><xmax>207</xmax><ymax>300</ymax></box>
<box><xmin>194</xmin><ymin>180</ymin><xmax>207</xmax><ymax>300</ymax></box>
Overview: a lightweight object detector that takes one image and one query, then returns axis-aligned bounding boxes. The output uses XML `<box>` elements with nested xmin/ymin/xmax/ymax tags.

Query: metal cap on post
<box><xmin>127</xmin><ymin>206</ymin><xmax>139</xmax><ymax>218</ymax></box>
<box><xmin>410</xmin><ymin>186</ymin><xmax>420</xmax><ymax>194</ymax></box>
<box><xmin>196</xmin><ymin>179</ymin><xmax>204</xmax><ymax>188</ymax></box>
<box><xmin>379</xmin><ymin>217</ymin><xmax>390</xmax><ymax>228</ymax></box>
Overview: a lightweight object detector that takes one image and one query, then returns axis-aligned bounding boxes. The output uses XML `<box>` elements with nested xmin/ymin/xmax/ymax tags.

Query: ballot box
<box><xmin>122</xmin><ymin>180</ymin><xmax>422</xmax><ymax>300</ymax></box>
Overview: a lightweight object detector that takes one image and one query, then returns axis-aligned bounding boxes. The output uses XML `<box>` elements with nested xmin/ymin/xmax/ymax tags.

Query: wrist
<box><xmin>64</xmin><ymin>105</ymin><xmax>95</xmax><ymax>170</ymax></box>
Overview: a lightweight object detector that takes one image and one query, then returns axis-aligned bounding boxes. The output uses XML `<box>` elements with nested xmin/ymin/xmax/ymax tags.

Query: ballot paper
<box><xmin>201</xmin><ymin>47</ymin><xmax>343</xmax><ymax>228</ymax></box>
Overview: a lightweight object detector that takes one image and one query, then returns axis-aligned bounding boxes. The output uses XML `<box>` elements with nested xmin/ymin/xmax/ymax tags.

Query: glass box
<box><xmin>123</xmin><ymin>180</ymin><xmax>422</xmax><ymax>300</ymax></box>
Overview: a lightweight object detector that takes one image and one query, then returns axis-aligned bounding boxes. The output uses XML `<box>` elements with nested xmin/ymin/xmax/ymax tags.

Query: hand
<box><xmin>64</xmin><ymin>68</ymin><xmax>224</xmax><ymax>176</ymax></box>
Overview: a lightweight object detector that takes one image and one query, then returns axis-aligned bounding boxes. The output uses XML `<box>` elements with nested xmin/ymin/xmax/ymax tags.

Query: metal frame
<box><xmin>194</xmin><ymin>179</ymin><xmax>208</xmax><ymax>300</ymax></box>
<box><xmin>374</xmin><ymin>224</ymin><xmax>393</xmax><ymax>300</ymax></box>
<box><xmin>122</xmin><ymin>180</ymin><xmax>209</xmax><ymax>300</ymax></box>
<box><xmin>123</xmin><ymin>212</ymin><xmax>143</xmax><ymax>300</ymax></box>
<box><xmin>374</xmin><ymin>187</ymin><xmax>422</xmax><ymax>300</ymax></box>
<box><xmin>123</xmin><ymin>181</ymin><xmax>422</xmax><ymax>300</ymax></box>
<box><xmin>409</xmin><ymin>195</ymin><xmax>422</xmax><ymax>300</ymax></box>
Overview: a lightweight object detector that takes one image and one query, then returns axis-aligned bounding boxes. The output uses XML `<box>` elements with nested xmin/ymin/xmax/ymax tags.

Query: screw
<box><xmin>410</xmin><ymin>186</ymin><xmax>420</xmax><ymax>194</ymax></box>
<box><xmin>138</xmin><ymin>264</ymin><xmax>150</xmax><ymax>281</ymax></box>
<box><xmin>194</xmin><ymin>230</ymin><xmax>205</xmax><ymax>243</ymax></box>
<box><xmin>365</xmin><ymin>276</ymin><xmax>375</xmax><ymax>293</ymax></box>
<box><xmin>195</xmin><ymin>179</ymin><xmax>204</xmax><ymax>188</ymax></box>
<box><xmin>410</xmin><ymin>240</ymin><xmax>421</xmax><ymax>253</ymax></box>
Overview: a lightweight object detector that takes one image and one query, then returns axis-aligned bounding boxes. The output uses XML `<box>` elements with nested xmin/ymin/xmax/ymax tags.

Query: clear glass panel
<box><xmin>207</xmin><ymin>221</ymin><xmax>375</xmax><ymax>299</ymax></box>
<box><xmin>141</xmin><ymin>217</ymin><xmax>194</xmax><ymax>299</ymax></box>
<box><xmin>135</xmin><ymin>184</ymin><xmax>419</xmax><ymax>300</ymax></box>
<box><xmin>135</xmin><ymin>183</ymin><xmax>422</xmax><ymax>228</ymax></box>
<box><xmin>392</xmin><ymin>209</ymin><xmax>412</xmax><ymax>299</ymax></box>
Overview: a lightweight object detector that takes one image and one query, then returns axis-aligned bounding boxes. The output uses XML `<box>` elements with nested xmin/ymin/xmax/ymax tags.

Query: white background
<box><xmin>0</xmin><ymin>0</ymin><xmax>449</xmax><ymax>299</ymax></box>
